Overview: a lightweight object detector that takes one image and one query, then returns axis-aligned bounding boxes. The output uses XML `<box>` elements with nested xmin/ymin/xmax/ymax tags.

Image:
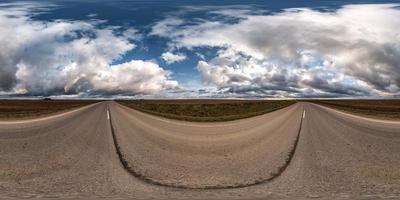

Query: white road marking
<box><xmin>107</xmin><ymin>109</ymin><xmax>110</xmax><ymax>120</ymax></box>
<box><xmin>302</xmin><ymin>110</ymin><xmax>306</xmax><ymax>119</ymax></box>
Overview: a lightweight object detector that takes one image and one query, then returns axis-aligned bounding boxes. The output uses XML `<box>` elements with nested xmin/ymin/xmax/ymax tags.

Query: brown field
<box><xmin>1</xmin><ymin>99</ymin><xmax>399</xmax><ymax>121</ymax></box>
<box><xmin>0</xmin><ymin>99</ymin><xmax>100</xmax><ymax>119</ymax></box>
<box><xmin>117</xmin><ymin>99</ymin><xmax>296</xmax><ymax>122</ymax></box>
<box><xmin>309</xmin><ymin>100</ymin><xmax>400</xmax><ymax>119</ymax></box>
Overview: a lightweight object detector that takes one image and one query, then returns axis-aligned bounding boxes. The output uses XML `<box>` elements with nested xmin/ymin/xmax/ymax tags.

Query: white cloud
<box><xmin>87</xmin><ymin>13</ymin><xmax>97</xmax><ymax>18</ymax></box>
<box><xmin>152</xmin><ymin>4</ymin><xmax>400</xmax><ymax>97</ymax></box>
<box><xmin>161</xmin><ymin>52</ymin><xmax>187</xmax><ymax>64</ymax></box>
<box><xmin>0</xmin><ymin>3</ymin><xmax>178</xmax><ymax>96</ymax></box>
<box><xmin>150</xmin><ymin>17</ymin><xmax>184</xmax><ymax>37</ymax></box>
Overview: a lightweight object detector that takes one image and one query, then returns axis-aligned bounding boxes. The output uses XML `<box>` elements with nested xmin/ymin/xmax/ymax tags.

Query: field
<box><xmin>117</xmin><ymin>99</ymin><xmax>296</xmax><ymax>122</ymax></box>
<box><xmin>2</xmin><ymin>99</ymin><xmax>399</xmax><ymax>121</ymax></box>
<box><xmin>309</xmin><ymin>100</ymin><xmax>400</xmax><ymax>119</ymax></box>
<box><xmin>0</xmin><ymin>100</ymin><xmax>99</xmax><ymax>119</ymax></box>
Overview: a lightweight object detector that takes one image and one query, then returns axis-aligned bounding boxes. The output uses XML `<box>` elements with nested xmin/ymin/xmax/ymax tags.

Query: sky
<box><xmin>0</xmin><ymin>0</ymin><xmax>400</xmax><ymax>99</ymax></box>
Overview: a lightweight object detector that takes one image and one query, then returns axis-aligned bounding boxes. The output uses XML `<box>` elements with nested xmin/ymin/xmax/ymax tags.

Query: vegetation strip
<box><xmin>0</xmin><ymin>100</ymin><xmax>99</xmax><ymax>119</ymax></box>
<box><xmin>117</xmin><ymin>100</ymin><xmax>296</xmax><ymax>122</ymax></box>
<box><xmin>107</xmin><ymin>104</ymin><xmax>304</xmax><ymax>189</ymax></box>
<box><xmin>309</xmin><ymin>100</ymin><xmax>400</xmax><ymax>120</ymax></box>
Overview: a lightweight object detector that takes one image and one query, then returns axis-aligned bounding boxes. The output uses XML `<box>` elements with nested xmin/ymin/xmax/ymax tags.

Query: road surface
<box><xmin>0</xmin><ymin>102</ymin><xmax>399</xmax><ymax>199</ymax></box>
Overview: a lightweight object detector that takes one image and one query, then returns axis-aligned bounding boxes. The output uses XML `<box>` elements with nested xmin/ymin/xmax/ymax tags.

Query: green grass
<box><xmin>117</xmin><ymin>100</ymin><xmax>296</xmax><ymax>122</ymax></box>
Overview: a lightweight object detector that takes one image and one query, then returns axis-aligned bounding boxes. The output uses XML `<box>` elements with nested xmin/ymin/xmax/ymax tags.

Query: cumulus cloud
<box><xmin>152</xmin><ymin>4</ymin><xmax>400</xmax><ymax>97</ymax></box>
<box><xmin>161</xmin><ymin>52</ymin><xmax>187</xmax><ymax>64</ymax></box>
<box><xmin>0</xmin><ymin>3</ymin><xmax>177</xmax><ymax>97</ymax></box>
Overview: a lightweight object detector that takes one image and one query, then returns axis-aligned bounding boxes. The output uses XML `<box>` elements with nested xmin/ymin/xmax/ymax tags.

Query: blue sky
<box><xmin>0</xmin><ymin>0</ymin><xmax>400</xmax><ymax>98</ymax></box>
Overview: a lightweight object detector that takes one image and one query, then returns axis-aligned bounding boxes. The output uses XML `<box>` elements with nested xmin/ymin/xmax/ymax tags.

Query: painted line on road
<box><xmin>107</xmin><ymin>109</ymin><xmax>110</xmax><ymax>120</ymax></box>
<box><xmin>302</xmin><ymin>110</ymin><xmax>306</xmax><ymax>119</ymax></box>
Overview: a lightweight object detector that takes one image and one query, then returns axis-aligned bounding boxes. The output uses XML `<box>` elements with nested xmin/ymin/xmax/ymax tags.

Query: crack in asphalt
<box><xmin>107</xmin><ymin>103</ymin><xmax>305</xmax><ymax>189</ymax></box>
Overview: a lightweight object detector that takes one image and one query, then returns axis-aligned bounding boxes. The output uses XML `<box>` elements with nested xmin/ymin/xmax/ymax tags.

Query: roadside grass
<box><xmin>309</xmin><ymin>100</ymin><xmax>400</xmax><ymax>119</ymax></box>
<box><xmin>117</xmin><ymin>100</ymin><xmax>296</xmax><ymax>122</ymax></box>
<box><xmin>0</xmin><ymin>100</ymin><xmax>99</xmax><ymax>119</ymax></box>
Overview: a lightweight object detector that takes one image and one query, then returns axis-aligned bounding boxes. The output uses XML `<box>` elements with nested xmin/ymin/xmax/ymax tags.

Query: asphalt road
<box><xmin>0</xmin><ymin>102</ymin><xmax>399</xmax><ymax>199</ymax></box>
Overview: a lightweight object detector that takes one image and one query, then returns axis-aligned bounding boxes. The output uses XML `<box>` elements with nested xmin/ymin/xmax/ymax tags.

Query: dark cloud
<box><xmin>0</xmin><ymin>65</ymin><xmax>17</xmax><ymax>91</ymax></box>
<box><xmin>0</xmin><ymin>3</ymin><xmax>178</xmax><ymax>97</ymax></box>
<box><xmin>153</xmin><ymin>4</ymin><xmax>400</xmax><ymax>98</ymax></box>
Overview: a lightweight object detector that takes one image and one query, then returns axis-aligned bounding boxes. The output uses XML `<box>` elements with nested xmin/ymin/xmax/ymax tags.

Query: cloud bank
<box><xmin>1</xmin><ymin>2</ymin><xmax>399</xmax><ymax>98</ymax></box>
<box><xmin>0</xmin><ymin>3</ymin><xmax>178</xmax><ymax>97</ymax></box>
<box><xmin>152</xmin><ymin>4</ymin><xmax>400</xmax><ymax>97</ymax></box>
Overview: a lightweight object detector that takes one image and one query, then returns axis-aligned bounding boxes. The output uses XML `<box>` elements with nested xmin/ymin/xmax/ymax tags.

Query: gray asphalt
<box><xmin>0</xmin><ymin>102</ymin><xmax>399</xmax><ymax>199</ymax></box>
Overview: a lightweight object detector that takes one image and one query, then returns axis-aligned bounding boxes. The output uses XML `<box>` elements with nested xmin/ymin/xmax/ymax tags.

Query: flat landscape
<box><xmin>2</xmin><ymin>0</ymin><xmax>400</xmax><ymax>199</ymax></box>
<box><xmin>117</xmin><ymin>99</ymin><xmax>296</xmax><ymax>121</ymax></box>
<box><xmin>0</xmin><ymin>100</ymin><xmax>399</xmax><ymax>199</ymax></box>
<box><xmin>0</xmin><ymin>100</ymin><xmax>100</xmax><ymax>119</ymax></box>
<box><xmin>309</xmin><ymin>100</ymin><xmax>400</xmax><ymax>120</ymax></box>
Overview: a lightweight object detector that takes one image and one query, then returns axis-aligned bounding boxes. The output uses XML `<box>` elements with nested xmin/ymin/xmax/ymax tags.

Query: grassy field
<box><xmin>309</xmin><ymin>100</ymin><xmax>400</xmax><ymax>119</ymax></box>
<box><xmin>117</xmin><ymin>99</ymin><xmax>296</xmax><ymax>122</ymax></box>
<box><xmin>0</xmin><ymin>100</ymin><xmax>99</xmax><ymax>119</ymax></box>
